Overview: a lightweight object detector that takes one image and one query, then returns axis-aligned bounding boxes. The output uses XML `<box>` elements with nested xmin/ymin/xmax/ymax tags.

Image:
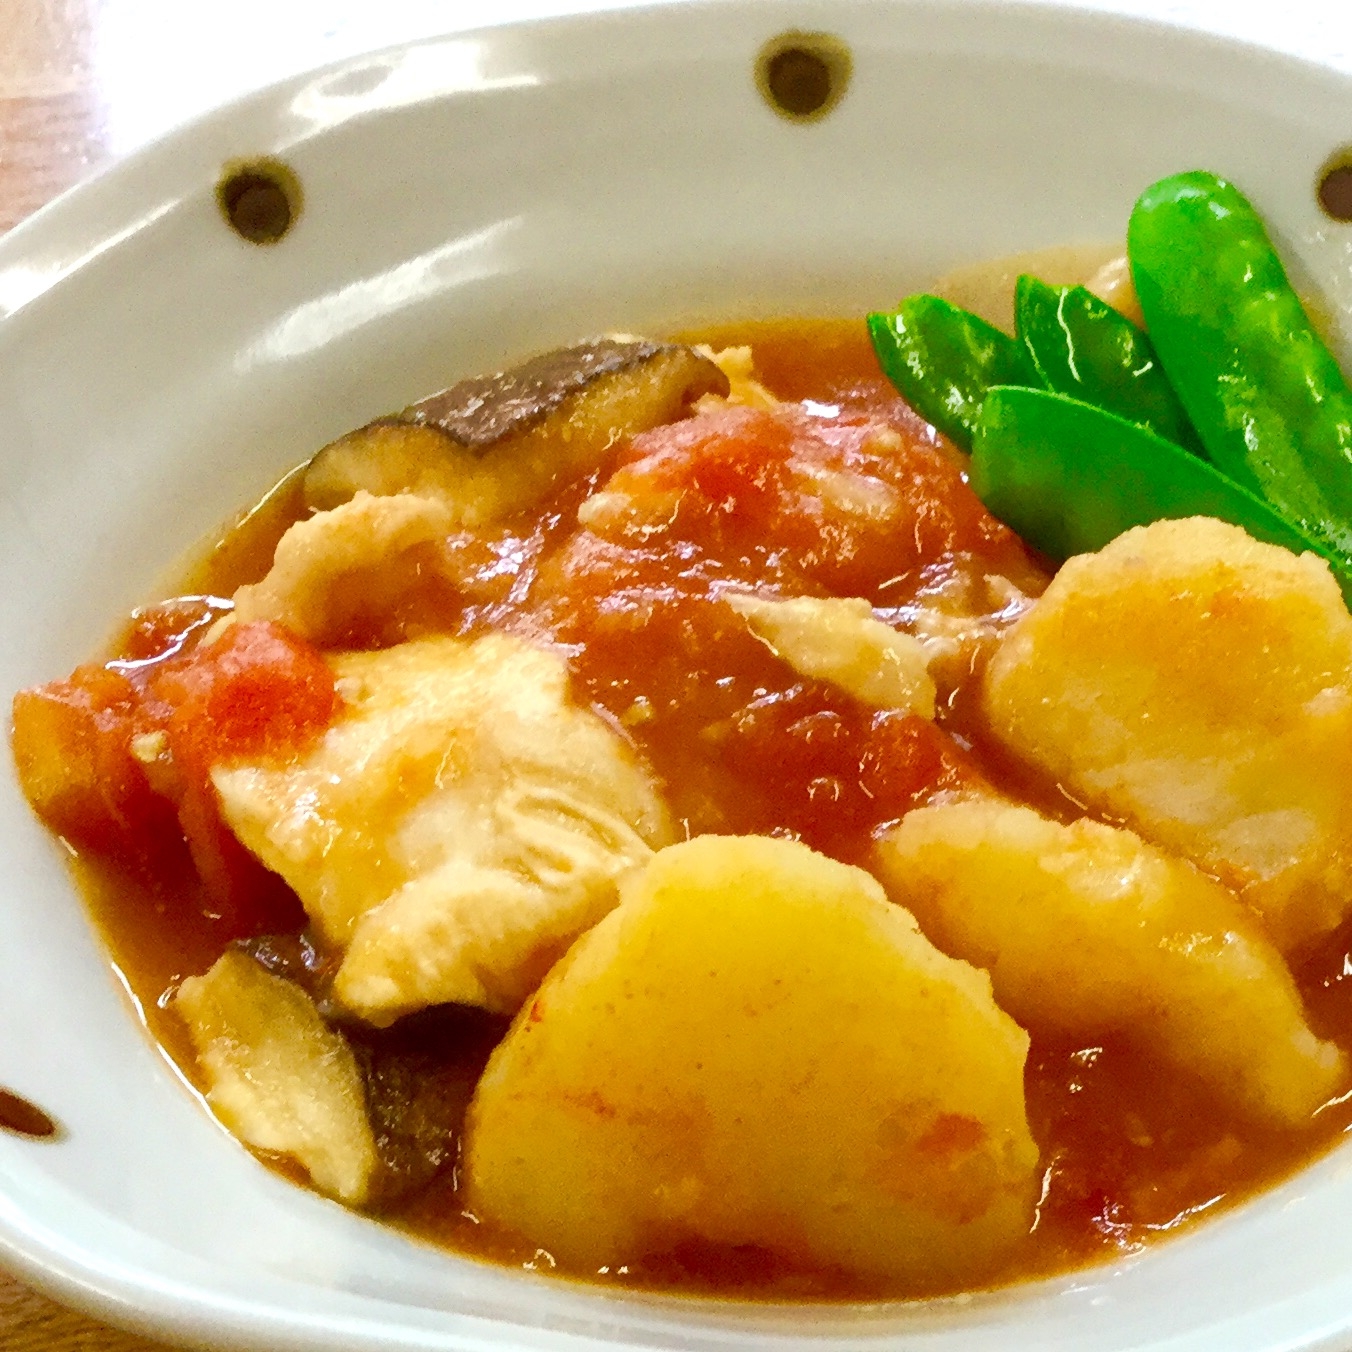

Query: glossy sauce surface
<box><xmin>68</xmin><ymin>318</ymin><xmax>1352</xmax><ymax>1298</ymax></box>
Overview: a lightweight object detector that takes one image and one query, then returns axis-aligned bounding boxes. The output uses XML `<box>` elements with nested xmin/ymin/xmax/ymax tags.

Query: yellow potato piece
<box><xmin>462</xmin><ymin>835</ymin><xmax>1039</xmax><ymax>1289</ymax></box>
<box><xmin>174</xmin><ymin>951</ymin><xmax>377</xmax><ymax>1204</ymax></box>
<box><xmin>213</xmin><ymin>634</ymin><xmax>673</xmax><ymax>1023</ymax></box>
<box><xmin>877</xmin><ymin>799</ymin><xmax>1344</xmax><ymax>1126</ymax></box>
<box><xmin>984</xmin><ymin>517</ymin><xmax>1352</xmax><ymax>953</ymax></box>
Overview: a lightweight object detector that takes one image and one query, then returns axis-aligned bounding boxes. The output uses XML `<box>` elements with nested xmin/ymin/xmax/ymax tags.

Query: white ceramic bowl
<box><xmin>4</xmin><ymin>2</ymin><xmax>1352</xmax><ymax>1348</ymax></box>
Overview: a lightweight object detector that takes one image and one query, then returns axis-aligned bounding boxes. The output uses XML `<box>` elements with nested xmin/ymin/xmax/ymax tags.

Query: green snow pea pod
<box><xmin>1128</xmin><ymin>170</ymin><xmax>1352</xmax><ymax>554</ymax></box>
<box><xmin>970</xmin><ymin>386</ymin><xmax>1352</xmax><ymax>600</ymax></box>
<box><xmin>1013</xmin><ymin>274</ymin><xmax>1202</xmax><ymax>452</ymax></box>
<box><xmin>867</xmin><ymin>296</ymin><xmax>1035</xmax><ymax>451</ymax></box>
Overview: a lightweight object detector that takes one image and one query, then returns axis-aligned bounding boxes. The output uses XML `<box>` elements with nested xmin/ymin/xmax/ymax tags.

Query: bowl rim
<box><xmin>5</xmin><ymin>1</ymin><xmax>1352</xmax><ymax>1348</ymax></box>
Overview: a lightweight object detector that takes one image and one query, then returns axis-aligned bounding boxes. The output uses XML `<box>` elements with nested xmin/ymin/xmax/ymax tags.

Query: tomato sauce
<box><xmin>18</xmin><ymin>317</ymin><xmax>1352</xmax><ymax>1299</ymax></box>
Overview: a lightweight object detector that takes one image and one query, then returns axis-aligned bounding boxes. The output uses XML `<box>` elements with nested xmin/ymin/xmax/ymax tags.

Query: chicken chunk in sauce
<box><xmin>214</xmin><ymin>631</ymin><xmax>672</xmax><ymax>1023</ymax></box>
<box><xmin>877</xmin><ymin>798</ymin><xmax>1344</xmax><ymax>1127</ymax></box>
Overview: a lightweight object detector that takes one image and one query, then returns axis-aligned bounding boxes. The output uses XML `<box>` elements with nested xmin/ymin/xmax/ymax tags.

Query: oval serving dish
<box><xmin>3</xmin><ymin>2</ymin><xmax>1352</xmax><ymax>1349</ymax></box>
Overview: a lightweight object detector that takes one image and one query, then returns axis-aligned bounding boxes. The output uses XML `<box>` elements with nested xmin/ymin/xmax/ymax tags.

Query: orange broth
<box><xmin>38</xmin><ymin>317</ymin><xmax>1352</xmax><ymax>1298</ymax></box>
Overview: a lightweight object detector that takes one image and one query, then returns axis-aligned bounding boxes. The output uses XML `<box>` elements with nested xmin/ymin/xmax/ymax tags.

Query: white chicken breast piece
<box><xmin>694</xmin><ymin>344</ymin><xmax>781</xmax><ymax>411</ymax></box>
<box><xmin>229</xmin><ymin>491</ymin><xmax>453</xmax><ymax>648</ymax></box>
<box><xmin>984</xmin><ymin>517</ymin><xmax>1352</xmax><ymax>953</ymax></box>
<box><xmin>212</xmin><ymin>633</ymin><xmax>674</xmax><ymax>1024</ymax></box>
<box><xmin>877</xmin><ymin>798</ymin><xmax>1343</xmax><ymax>1127</ymax></box>
<box><xmin>463</xmin><ymin>834</ymin><xmax>1039</xmax><ymax>1289</ymax></box>
<box><xmin>726</xmin><ymin>593</ymin><xmax>937</xmax><ymax>716</ymax></box>
<box><xmin>174</xmin><ymin>951</ymin><xmax>377</xmax><ymax>1204</ymax></box>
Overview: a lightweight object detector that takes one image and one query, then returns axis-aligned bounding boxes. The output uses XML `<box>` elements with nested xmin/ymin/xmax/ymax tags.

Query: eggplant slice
<box><xmin>304</xmin><ymin>338</ymin><xmax>729</xmax><ymax>524</ymax></box>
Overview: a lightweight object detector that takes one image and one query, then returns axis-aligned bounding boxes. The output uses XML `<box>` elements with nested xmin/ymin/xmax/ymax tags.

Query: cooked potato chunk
<box><xmin>304</xmin><ymin>338</ymin><xmax>728</xmax><ymax>525</ymax></box>
<box><xmin>174</xmin><ymin>951</ymin><xmax>377</xmax><ymax>1203</ymax></box>
<box><xmin>878</xmin><ymin>799</ymin><xmax>1343</xmax><ymax>1126</ymax></box>
<box><xmin>984</xmin><ymin>517</ymin><xmax>1352</xmax><ymax>952</ymax></box>
<box><xmin>726</xmin><ymin>594</ymin><xmax>937</xmax><ymax>716</ymax></box>
<box><xmin>230</xmin><ymin>491</ymin><xmax>453</xmax><ymax>647</ymax></box>
<box><xmin>462</xmin><ymin>834</ymin><xmax>1039</xmax><ymax>1289</ymax></box>
<box><xmin>213</xmin><ymin>634</ymin><xmax>673</xmax><ymax>1023</ymax></box>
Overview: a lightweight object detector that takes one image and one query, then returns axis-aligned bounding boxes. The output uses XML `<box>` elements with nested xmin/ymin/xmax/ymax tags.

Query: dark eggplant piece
<box><xmin>304</xmin><ymin>338</ymin><xmax>729</xmax><ymax>523</ymax></box>
<box><xmin>349</xmin><ymin>1005</ymin><xmax>509</xmax><ymax>1209</ymax></box>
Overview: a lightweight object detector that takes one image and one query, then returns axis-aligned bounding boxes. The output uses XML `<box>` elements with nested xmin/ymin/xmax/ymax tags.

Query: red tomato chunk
<box><xmin>11</xmin><ymin>620</ymin><xmax>339</xmax><ymax>933</ymax></box>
